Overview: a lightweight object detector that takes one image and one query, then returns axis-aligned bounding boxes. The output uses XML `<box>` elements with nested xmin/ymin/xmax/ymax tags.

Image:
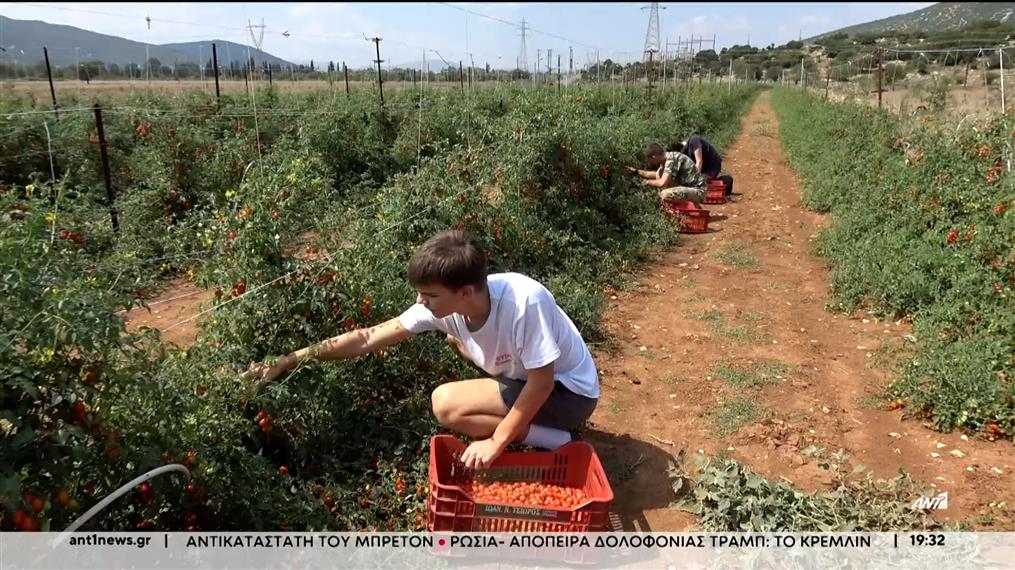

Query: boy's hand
<box><xmin>461</xmin><ymin>439</ymin><xmax>505</xmax><ymax>470</ymax></box>
<box><xmin>241</xmin><ymin>359</ymin><xmax>290</xmax><ymax>385</ymax></box>
<box><xmin>623</xmin><ymin>166</ymin><xmax>638</xmax><ymax>175</ymax></box>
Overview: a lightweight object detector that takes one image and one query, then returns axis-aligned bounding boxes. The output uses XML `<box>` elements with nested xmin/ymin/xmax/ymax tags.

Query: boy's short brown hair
<box><xmin>644</xmin><ymin>143</ymin><xmax>666</xmax><ymax>160</ymax></box>
<box><xmin>407</xmin><ymin>230</ymin><xmax>488</xmax><ymax>291</ymax></box>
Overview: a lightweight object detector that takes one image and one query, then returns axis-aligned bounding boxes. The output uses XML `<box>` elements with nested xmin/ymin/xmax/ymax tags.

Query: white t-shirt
<box><xmin>397</xmin><ymin>273</ymin><xmax>600</xmax><ymax>399</ymax></box>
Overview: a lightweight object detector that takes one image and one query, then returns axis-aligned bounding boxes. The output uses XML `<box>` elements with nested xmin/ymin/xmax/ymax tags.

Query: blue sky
<box><xmin>0</xmin><ymin>2</ymin><xmax>935</xmax><ymax>68</ymax></box>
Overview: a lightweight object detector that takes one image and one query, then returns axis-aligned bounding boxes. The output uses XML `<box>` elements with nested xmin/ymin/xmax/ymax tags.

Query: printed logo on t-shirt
<box><xmin>495</xmin><ymin>353</ymin><xmax>513</xmax><ymax>366</ymax></box>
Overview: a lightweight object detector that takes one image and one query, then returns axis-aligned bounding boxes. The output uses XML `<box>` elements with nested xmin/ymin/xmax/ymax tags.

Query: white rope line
<box><xmin>44</xmin><ymin>121</ymin><xmax>58</xmax><ymax>245</ymax></box>
<box><xmin>0</xmin><ymin>121</ymin><xmax>42</xmax><ymax>141</ymax></box>
<box><xmin>113</xmin><ymin>287</ymin><xmax>208</xmax><ymax>316</ymax></box>
<box><xmin>2</xmin><ymin>106</ymin><xmax>93</xmax><ymax>117</ymax></box>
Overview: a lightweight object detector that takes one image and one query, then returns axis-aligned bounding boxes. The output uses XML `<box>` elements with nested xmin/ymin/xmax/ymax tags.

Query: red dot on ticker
<box><xmin>439</xmin><ymin>539</ymin><xmax>446</xmax><ymax>546</ymax></box>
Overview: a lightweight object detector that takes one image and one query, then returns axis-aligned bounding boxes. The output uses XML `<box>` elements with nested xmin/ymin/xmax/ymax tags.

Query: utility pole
<box><xmin>728</xmin><ymin>57</ymin><xmax>733</xmax><ymax>94</ymax></box>
<box><xmin>877</xmin><ymin>48</ymin><xmax>884</xmax><ymax>108</ymax></box>
<box><xmin>93</xmin><ymin>105</ymin><xmax>119</xmax><ymax>234</ymax></box>
<box><xmin>1000</xmin><ymin>47</ymin><xmax>1006</xmax><ymax>115</ymax></box>
<box><xmin>43</xmin><ymin>46</ymin><xmax>58</xmax><ymax>118</ymax></box>
<box><xmin>645</xmin><ymin>50</ymin><xmax>655</xmax><ymax>107</ymax></box>
<box><xmin>372</xmin><ymin>37</ymin><xmax>384</xmax><ymax>106</ymax></box>
<box><xmin>518</xmin><ymin>18</ymin><xmax>529</xmax><ymax>76</ymax></box>
<box><xmin>662</xmin><ymin>37</ymin><xmax>667</xmax><ymax>83</ymax></box>
<box><xmin>212</xmin><ymin>43</ymin><xmax>221</xmax><ymax>103</ymax></box>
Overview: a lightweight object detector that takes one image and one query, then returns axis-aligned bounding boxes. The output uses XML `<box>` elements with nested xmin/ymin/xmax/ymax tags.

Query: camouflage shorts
<box><xmin>659</xmin><ymin>186</ymin><xmax>705</xmax><ymax>204</ymax></box>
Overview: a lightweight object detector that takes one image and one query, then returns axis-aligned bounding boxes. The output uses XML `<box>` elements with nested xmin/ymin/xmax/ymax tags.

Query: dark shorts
<box><xmin>496</xmin><ymin>377</ymin><xmax>598</xmax><ymax>431</ymax></box>
<box><xmin>703</xmin><ymin>158</ymin><xmax>722</xmax><ymax>179</ymax></box>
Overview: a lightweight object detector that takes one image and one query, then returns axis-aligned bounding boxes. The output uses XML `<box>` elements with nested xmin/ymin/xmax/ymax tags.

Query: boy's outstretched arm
<box><xmin>625</xmin><ymin>166</ymin><xmax>660</xmax><ymax>179</ymax></box>
<box><xmin>242</xmin><ymin>317</ymin><xmax>415</xmax><ymax>385</ymax></box>
<box><xmin>460</xmin><ymin>362</ymin><xmax>555</xmax><ymax>469</ymax></box>
<box><xmin>643</xmin><ymin>171</ymin><xmax>672</xmax><ymax>188</ymax></box>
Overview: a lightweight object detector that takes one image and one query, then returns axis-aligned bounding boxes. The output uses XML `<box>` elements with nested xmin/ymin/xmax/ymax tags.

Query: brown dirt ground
<box><xmin>585</xmin><ymin>91</ymin><xmax>1015</xmax><ymax>532</ymax></box>
<box><xmin>121</xmin><ymin>277</ymin><xmax>212</xmax><ymax>347</ymax></box>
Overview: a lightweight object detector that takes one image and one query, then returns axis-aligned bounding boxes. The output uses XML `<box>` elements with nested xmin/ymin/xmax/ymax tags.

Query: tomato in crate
<box><xmin>427</xmin><ymin>435</ymin><xmax>613</xmax><ymax>532</ymax></box>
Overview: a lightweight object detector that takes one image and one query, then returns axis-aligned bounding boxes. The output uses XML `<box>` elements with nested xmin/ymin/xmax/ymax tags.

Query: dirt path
<box><xmin>122</xmin><ymin>277</ymin><xmax>211</xmax><ymax>346</ymax></box>
<box><xmin>586</xmin><ymin>91</ymin><xmax>1015</xmax><ymax>531</ymax></box>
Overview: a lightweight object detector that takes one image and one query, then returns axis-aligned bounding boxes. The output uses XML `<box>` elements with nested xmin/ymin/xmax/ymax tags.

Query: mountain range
<box><xmin>0</xmin><ymin>15</ymin><xmax>293</xmax><ymax>68</ymax></box>
<box><xmin>810</xmin><ymin>2</ymin><xmax>1015</xmax><ymax>39</ymax></box>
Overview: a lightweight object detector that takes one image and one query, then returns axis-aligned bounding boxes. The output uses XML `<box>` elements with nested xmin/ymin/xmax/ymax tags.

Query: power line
<box><xmin>436</xmin><ymin>2</ymin><xmax>603</xmax><ymax>51</ymax></box>
<box><xmin>11</xmin><ymin>1</ymin><xmax>588</xmax><ymax>69</ymax></box>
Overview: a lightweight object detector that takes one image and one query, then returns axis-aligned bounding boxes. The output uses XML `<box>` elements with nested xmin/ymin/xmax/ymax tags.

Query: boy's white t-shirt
<box><xmin>397</xmin><ymin>273</ymin><xmax>600</xmax><ymax>399</ymax></box>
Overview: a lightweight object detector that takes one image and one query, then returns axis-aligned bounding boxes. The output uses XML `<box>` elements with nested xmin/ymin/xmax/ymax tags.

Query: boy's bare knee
<box><xmin>431</xmin><ymin>384</ymin><xmax>458</xmax><ymax>427</ymax></box>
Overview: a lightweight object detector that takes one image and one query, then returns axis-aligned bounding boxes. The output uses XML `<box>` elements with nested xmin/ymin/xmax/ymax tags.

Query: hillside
<box><xmin>810</xmin><ymin>2</ymin><xmax>1015</xmax><ymax>39</ymax></box>
<box><xmin>0</xmin><ymin>15</ymin><xmax>293</xmax><ymax>68</ymax></box>
<box><xmin>159</xmin><ymin>41</ymin><xmax>291</xmax><ymax>68</ymax></box>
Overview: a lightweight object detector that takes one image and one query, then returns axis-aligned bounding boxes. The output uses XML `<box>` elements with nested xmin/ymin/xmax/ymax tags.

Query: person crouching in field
<box><xmin>625</xmin><ymin>143</ymin><xmax>706</xmax><ymax>204</ymax></box>
<box><xmin>243</xmin><ymin>230</ymin><xmax>600</xmax><ymax>469</ymax></box>
<box><xmin>670</xmin><ymin>135</ymin><xmax>722</xmax><ymax>181</ymax></box>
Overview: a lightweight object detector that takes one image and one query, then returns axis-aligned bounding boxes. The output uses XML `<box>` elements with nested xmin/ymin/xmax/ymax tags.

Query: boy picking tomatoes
<box><xmin>243</xmin><ymin>230</ymin><xmax>599</xmax><ymax>469</ymax></box>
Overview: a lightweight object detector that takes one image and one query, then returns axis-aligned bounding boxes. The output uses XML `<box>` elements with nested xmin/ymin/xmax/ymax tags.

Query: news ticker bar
<box><xmin>2</xmin><ymin>532</ymin><xmax>1013</xmax><ymax>569</ymax></box>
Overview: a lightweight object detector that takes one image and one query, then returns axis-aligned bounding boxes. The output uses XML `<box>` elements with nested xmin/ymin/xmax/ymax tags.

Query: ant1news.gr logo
<box><xmin>912</xmin><ymin>491</ymin><xmax>948</xmax><ymax>510</ymax></box>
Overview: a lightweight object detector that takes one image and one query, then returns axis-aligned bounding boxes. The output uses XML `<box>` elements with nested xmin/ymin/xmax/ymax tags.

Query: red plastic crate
<box><xmin>661</xmin><ymin>199</ymin><xmax>711</xmax><ymax>233</ymax></box>
<box><xmin>704</xmin><ymin>180</ymin><xmax>727</xmax><ymax>204</ymax></box>
<box><xmin>427</xmin><ymin>435</ymin><xmax>613</xmax><ymax>532</ymax></box>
